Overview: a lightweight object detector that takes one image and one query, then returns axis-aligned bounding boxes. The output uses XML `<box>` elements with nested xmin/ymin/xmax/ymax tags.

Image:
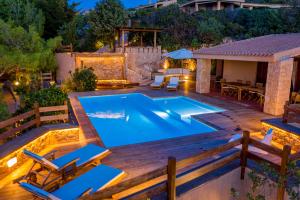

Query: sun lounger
<box><xmin>229</xmin><ymin>128</ymin><xmax>273</xmax><ymax>154</ymax></box>
<box><xmin>19</xmin><ymin>164</ymin><xmax>126</xmax><ymax>200</ymax></box>
<box><xmin>150</xmin><ymin>75</ymin><xmax>164</xmax><ymax>89</ymax></box>
<box><xmin>167</xmin><ymin>77</ymin><xmax>179</xmax><ymax>91</ymax></box>
<box><xmin>21</xmin><ymin>144</ymin><xmax>111</xmax><ymax>188</ymax></box>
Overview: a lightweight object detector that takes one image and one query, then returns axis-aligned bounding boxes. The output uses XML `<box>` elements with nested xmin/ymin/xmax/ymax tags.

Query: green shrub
<box><xmin>0</xmin><ymin>91</ymin><xmax>10</xmax><ymax>121</ymax></box>
<box><xmin>17</xmin><ymin>86</ymin><xmax>68</xmax><ymax>113</ymax></box>
<box><xmin>63</xmin><ymin>67</ymin><xmax>97</xmax><ymax>92</ymax></box>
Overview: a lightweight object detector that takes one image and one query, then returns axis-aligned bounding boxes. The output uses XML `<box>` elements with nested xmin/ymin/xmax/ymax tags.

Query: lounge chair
<box><xmin>229</xmin><ymin>128</ymin><xmax>273</xmax><ymax>155</ymax></box>
<box><xmin>21</xmin><ymin>144</ymin><xmax>111</xmax><ymax>188</ymax></box>
<box><xmin>150</xmin><ymin>75</ymin><xmax>164</xmax><ymax>89</ymax></box>
<box><xmin>167</xmin><ymin>77</ymin><xmax>179</xmax><ymax>91</ymax></box>
<box><xmin>19</xmin><ymin>164</ymin><xmax>126</xmax><ymax>200</ymax></box>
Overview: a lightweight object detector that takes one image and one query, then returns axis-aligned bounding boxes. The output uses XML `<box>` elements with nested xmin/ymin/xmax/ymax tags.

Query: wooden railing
<box><xmin>0</xmin><ymin>101</ymin><xmax>68</xmax><ymax>143</ymax></box>
<box><xmin>85</xmin><ymin>131</ymin><xmax>297</xmax><ymax>200</ymax></box>
<box><xmin>282</xmin><ymin>101</ymin><xmax>300</xmax><ymax>123</ymax></box>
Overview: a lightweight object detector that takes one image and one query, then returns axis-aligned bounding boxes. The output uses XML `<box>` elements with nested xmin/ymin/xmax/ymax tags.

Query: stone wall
<box><xmin>264</xmin><ymin>58</ymin><xmax>294</xmax><ymax>116</ymax></box>
<box><xmin>0</xmin><ymin>128</ymin><xmax>79</xmax><ymax>180</ymax></box>
<box><xmin>74</xmin><ymin>53</ymin><xmax>125</xmax><ymax>80</ymax></box>
<box><xmin>56</xmin><ymin>53</ymin><xmax>126</xmax><ymax>82</ymax></box>
<box><xmin>56</xmin><ymin>53</ymin><xmax>76</xmax><ymax>82</ymax></box>
<box><xmin>117</xmin><ymin>46</ymin><xmax>162</xmax><ymax>83</ymax></box>
<box><xmin>262</xmin><ymin>122</ymin><xmax>300</xmax><ymax>151</ymax></box>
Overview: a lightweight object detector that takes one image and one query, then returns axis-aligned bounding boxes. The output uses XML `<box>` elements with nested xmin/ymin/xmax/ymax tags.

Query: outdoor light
<box><xmin>7</xmin><ymin>157</ymin><xmax>17</xmax><ymax>168</ymax></box>
<box><xmin>14</xmin><ymin>81</ymin><xmax>20</xmax><ymax>86</ymax></box>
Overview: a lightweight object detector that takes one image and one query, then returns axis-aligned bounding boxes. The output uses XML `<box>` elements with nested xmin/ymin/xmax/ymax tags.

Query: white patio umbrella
<box><xmin>162</xmin><ymin>48</ymin><xmax>193</xmax><ymax>59</ymax></box>
<box><xmin>162</xmin><ymin>48</ymin><xmax>193</xmax><ymax>76</ymax></box>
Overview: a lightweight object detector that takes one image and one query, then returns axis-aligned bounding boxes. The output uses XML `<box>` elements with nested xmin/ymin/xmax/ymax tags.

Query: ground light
<box><xmin>7</xmin><ymin>157</ymin><xmax>17</xmax><ymax>168</ymax></box>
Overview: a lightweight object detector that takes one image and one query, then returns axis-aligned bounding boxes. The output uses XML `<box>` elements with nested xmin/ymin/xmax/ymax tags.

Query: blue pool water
<box><xmin>79</xmin><ymin>93</ymin><xmax>224</xmax><ymax>147</ymax></box>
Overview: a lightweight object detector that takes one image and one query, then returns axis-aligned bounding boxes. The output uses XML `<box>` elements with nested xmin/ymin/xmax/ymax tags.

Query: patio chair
<box><xmin>150</xmin><ymin>75</ymin><xmax>164</xmax><ymax>89</ymax></box>
<box><xmin>19</xmin><ymin>164</ymin><xmax>126</xmax><ymax>200</ymax></box>
<box><xmin>167</xmin><ymin>77</ymin><xmax>179</xmax><ymax>91</ymax></box>
<box><xmin>21</xmin><ymin>144</ymin><xmax>111</xmax><ymax>189</ymax></box>
<box><xmin>294</xmin><ymin>93</ymin><xmax>300</xmax><ymax>104</ymax></box>
<box><xmin>255</xmin><ymin>82</ymin><xmax>264</xmax><ymax>89</ymax></box>
<box><xmin>229</xmin><ymin>128</ymin><xmax>273</xmax><ymax>155</ymax></box>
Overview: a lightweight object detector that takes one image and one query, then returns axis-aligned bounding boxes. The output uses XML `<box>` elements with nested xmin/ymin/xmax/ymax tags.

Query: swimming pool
<box><xmin>79</xmin><ymin>93</ymin><xmax>224</xmax><ymax>147</ymax></box>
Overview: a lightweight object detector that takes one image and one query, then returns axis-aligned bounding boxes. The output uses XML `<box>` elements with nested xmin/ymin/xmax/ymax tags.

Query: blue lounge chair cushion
<box><xmin>20</xmin><ymin>165</ymin><xmax>124</xmax><ymax>200</ymax></box>
<box><xmin>19</xmin><ymin>182</ymin><xmax>60</xmax><ymax>200</ymax></box>
<box><xmin>51</xmin><ymin>144</ymin><xmax>109</xmax><ymax>169</ymax></box>
<box><xmin>167</xmin><ymin>84</ymin><xmax>178</xmax><ymax>88</ymax></box>
<box><xmin>52</xmin><ymin>165</ymin><xmax>124</xmax><ymax>199</ymax></box>
<box><xmin>23</xmin><ymin>149</ymin><xmax>59</xmax><ymax>170</ymax></box>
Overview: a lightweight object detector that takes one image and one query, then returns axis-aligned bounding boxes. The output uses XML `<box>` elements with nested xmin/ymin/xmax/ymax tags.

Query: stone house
<box><xmin>135</xmin><ymin>0</ymin><xmax>289</xmax><ymax>12</ymax></box>
<box><xmin>193</xmin><ymin>33</ymin><xmax>300</xmax><ymax>116</ymax></box>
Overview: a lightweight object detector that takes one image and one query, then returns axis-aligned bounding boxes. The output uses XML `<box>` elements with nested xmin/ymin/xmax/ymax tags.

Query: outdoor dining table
<box><xmin>221</xmin><ymin>82</ymin><xmax>265</xmax><ymax>101</ymax></box>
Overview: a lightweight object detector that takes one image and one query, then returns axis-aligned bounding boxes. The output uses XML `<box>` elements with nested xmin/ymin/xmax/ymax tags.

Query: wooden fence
<box><xmin>85</xmin><ymin>131</ymin><xmax>297</xmax><ymax>200</ymax></box>
<box><xmin>0</xmin><ymin>101</ymin><xmax>68</xmax><ymax>142</ymax></box>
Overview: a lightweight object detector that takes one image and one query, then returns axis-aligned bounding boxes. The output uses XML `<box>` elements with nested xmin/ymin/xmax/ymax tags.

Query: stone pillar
<box><xmin>195</xmin><ymin>3</ymin><xmax>199</xmax><ymax>12</ymax></box>
<box><xmin>217</xmin><ymin>1</ymin><xmax>221</xmax><ymax>10</ymax></box>
<box><xmin>196</xmin><ymin>59</ymin><xmax>211</xmax><ymax>94</ymax></box>
<box><xmin>264</xmin><ymin>58</ymin><xmax>294</xmax><ymax>116</ymax></box>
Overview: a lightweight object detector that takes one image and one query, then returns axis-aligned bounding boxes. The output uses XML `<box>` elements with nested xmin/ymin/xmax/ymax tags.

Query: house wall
<box><xmin>177</xmin><ymin>167</ymin><xmax>286</xmax><ymax>200</ymax></box>
<box><xmin>223</xmin><ymin>60</ymin><xmax>258</xmax><ymax>86</ymax></box>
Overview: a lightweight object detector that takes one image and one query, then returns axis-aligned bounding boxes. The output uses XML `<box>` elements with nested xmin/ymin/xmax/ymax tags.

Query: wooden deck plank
<box><xmin>0</xmin><ymin>87</ymin><xmax>274</xmax><ymax>199</ymax></box>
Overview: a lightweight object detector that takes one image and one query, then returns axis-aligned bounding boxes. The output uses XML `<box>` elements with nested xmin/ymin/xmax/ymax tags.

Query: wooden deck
<box><xmin>0</xmin><ymin>87</ymin><xmax>274</xmax><ymax>199</ymax></box>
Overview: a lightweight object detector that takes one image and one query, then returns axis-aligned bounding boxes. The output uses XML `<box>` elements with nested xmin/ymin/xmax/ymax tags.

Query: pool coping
<box><xmin>69</xmin><ymin>90</ymin><xmax>228</xmax><ymax>148</ymax></box>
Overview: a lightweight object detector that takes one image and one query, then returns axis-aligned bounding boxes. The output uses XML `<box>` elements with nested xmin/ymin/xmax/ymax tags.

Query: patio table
<box><xmin>221</xmin><ymin>82</ymin><xmax>247</xmax><ymax>100</ymax></box>
<box><xmin>221</xmin><ymin>82</ymin><xmax>265</xmax><ymax>101</ymax></box>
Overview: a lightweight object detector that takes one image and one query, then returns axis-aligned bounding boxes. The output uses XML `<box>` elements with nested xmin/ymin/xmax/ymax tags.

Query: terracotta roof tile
<box><xmin>194</xmin><ymin>33</ymin><xmax>300</xmax><ymax>57</ymax></box>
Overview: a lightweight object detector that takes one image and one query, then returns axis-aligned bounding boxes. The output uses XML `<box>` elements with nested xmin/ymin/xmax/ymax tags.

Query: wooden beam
<box><xmin>249</xmin><ymin>138</ymin><xmax>283</xmax><ymax>157</ymax></box>
<box><xmin>176</xmin><ymin>138</ymin><xmax>242</xmax><ymax>170</ymax></box>
<box><xmin>85</xmin><ymin>166</ymin><xmax>167</xmax><ymax>199</ymax></box>
<box><xmin>122</xmin><ymin>30</ymin><xmax>125</xmax><ymax>52</ymax></box>
<box><xmin>277</xmin><ymin>145</ymin><xmax>291</xmax><ymax>200</ymax></box>
<box><xmin>154</xmin><ymin>31</ymin><xmax>157</xmax><ymax>48</ymax></box>
<box><xmin>241</xmin><ymin>131</ymin><xmax>250</xmax><ymax>180</ymax></box>
<box><xmin>167</xmin><ymin>157</ymin><xmax>176</xmax><ymax>200</ymax></box>
<box><xmin>34</xmin><ymin>102</ymin><xmax>41</xmax><ymax>127</ymax></box>
<box><xmin>176</xmin><ymin>152</ymin><xmax>240</xmax><ymax>187</ymax></box>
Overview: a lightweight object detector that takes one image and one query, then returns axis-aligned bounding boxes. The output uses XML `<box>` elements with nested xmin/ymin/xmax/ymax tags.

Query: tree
<box><xmin>198</xmin><ymin>17</ymin><xmax>225</xmax><ymax>45</ymax></box>
<box><xmin>0</xmin><ymin>19</ymin><xmax>62</xmax><ymax>80</ymax></box>
<box><xmin>58</xmin><ymin>14</ymin><xmax>96</xmax><ymax>51</ymax></box>
<box><xmin>88</xmin><ymin>0</ymin><xmax>128</xmax><ymax>48</ymax></box>
<box><xmin>33</xmin><ymin>0</ymin><xmax>78</xmax><ymax>39</ymax></box>
<box><xmin>0</xmin><ymin>0</ymin><xmax>45</xmax><ymax>35</ymax></box>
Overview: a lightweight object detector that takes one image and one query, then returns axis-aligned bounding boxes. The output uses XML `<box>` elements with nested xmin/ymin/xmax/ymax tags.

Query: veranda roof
<box><xmin>194</xmin><ymin>33</ymin><xmax>300</xmax><ymax>62</ymax></box>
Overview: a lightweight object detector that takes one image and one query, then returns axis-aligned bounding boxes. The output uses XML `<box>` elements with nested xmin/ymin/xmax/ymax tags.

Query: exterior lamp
<box><xmin>7</xmin><ymin>157</ymin><xmax>17</xmax><ymax>168</ymax></box>
<box><xmin>14</xmin><ymin>81</ymin><xmax>20</xmax><ymax>86</ymax></box>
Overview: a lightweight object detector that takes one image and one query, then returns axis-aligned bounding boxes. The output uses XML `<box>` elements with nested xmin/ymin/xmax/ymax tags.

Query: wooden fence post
<box><xmin>240</xmin><ymin>130</ymin><xmax>250</xmax><ymax>180</ymax></box>
<box><xmin>167</xmin><ymin>157</ymin><xmax>176</xmax><ymax>200</ymax></box>
<box><xmin>277</xmin><ymin>145</ymin><xmax>291</xmax><ymax>200</ymax></box>
<box><xmin>64</xmin><ymin>100</ymin><xmax>69</xmax><ymax>123</ymax></box>
<box><xmin>34</xmin><ymin>102</ymin><xmax>41</xmax><ymax>127</ymax></box>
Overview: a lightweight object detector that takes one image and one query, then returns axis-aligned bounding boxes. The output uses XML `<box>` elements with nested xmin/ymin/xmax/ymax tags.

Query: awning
<box><xmin>163</xmin><ymin>48</ymin><xmax>193</xmax><ymax>59</ymax></box>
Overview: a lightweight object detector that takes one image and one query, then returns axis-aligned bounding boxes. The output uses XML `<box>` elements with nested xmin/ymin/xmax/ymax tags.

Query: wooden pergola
<box><xmin>115</xmin><ymin>27</ymin><xmax>163</xmax><ymax>50</ymax></box>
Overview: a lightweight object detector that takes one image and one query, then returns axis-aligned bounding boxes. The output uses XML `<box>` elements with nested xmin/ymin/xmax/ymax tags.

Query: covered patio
<box><xmin>194</xmin><ymin>33</ymin><xmax>300</xmax><ymax>116</ymax></box>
